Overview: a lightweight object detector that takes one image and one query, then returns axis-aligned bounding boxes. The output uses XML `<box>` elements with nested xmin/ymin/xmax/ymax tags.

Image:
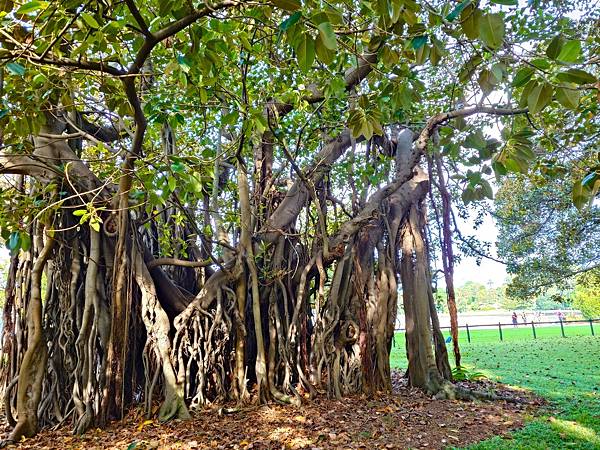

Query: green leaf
<box><xmin>222</xmin><ymin>110</ymin><xmax>238</xmax><ymax>126</ymax></box>
<box><xmin>478</xmin><ymin>13</ymin><xmax>505</xmax><ymax>50</ymax></box>
<box><xmin>177</xmin><ymin>55</ymin><xmax>191</xmax><ymax>73</ymax></box>
<box><xmin>461</xmin><ymin>188</ymin><xmax>475</xmax><ymax>205</ymax></box>
<box><xmin>20</xmin><ymin>232</ymin><xmax>31</xmax><ymax>252</ymax></box>
<box><xmin>446</xmin><ymin>0</ymin><xmax>471</xmax><ymax>22</ymax></box>
<box><xmin>315</xmin><ymin>35</ymin><xmax>335</xmax><ymax>65</ymax></box>
<box><xmin>90</xmin><ymin>220</ymin><xmax>100</xmax><ymax>232</ymax></box>
<box><xmin>5</xmin><ymin>62</ymin><xmax>25</xmax><ymax>76</ymax></box>
<box><xmin>324</xmin><ymin>76</ymin><xmax>345</xmax><ymax>98</ymax></box>
<box><xmin>503</xmin><ymin>157</ymin><xmax>528</xmax><ymax>174</ymax></box>
<box><xmin>7</xmin><ymin>231</ymin><xmax>20</xmax><ymax>252</ymax></box>
<box><xmin>491</xmin><ymin>0</ymin><xmax>517</xmax><ymax>4</ymax></box>
<box><xmin>513</xmin><ymin>144</ymin><xmax>535</xmax><ymax>161</ymax></box>
<box><xmin>32</xmin><ymin>73</ymin><xmax>46</xmax><ymax>85</ymax></box>
<box><xmin>73</xmin><ymin>209</ymin><xmax>87</xmax><ymax>216</ymax></box>
<box><xmin>271</xmin><ymin>0</ymin><xmax>301</xmax><ymax>11</ymax></box>
<box><xmin>527</xmin><ymin>82</ymin><xmax>552</xmax><ymax>114</ymax></box>
<box><xmin>464</xmin><ymin>131</ymin><xmax>486</xmax><ymax>150</ymax></box>
<box><xmin>546</xmin><ymin>35</ymin><xmax>563</xmax><ymax>59</ymax></box>
<box><xmin>414</xmin><ymin>45</ymin><xmax>429</xmax><ymax>65</ymax></box>
<box><xmin>429</xmin><ymin>45</ymin><xmax>441</xmax><ymax>66</ymax></box>
<box><xmin>555</xmin><ymin>86</ymin><xmax>580</xmax><ymax>110</ymax></box>
<box><xmin>296</xmin><ymin>33</ymin><xmax>315</xmax><ymax>72</ymax></box>
<box><xmin>81</xmin><ymin>13</ymin><xmax>100</xmax><ymax>28</ymax></box>
<box><xmin>381</xmin><ymin>45</ymin><xmax>399</xmax><ymax>67</ymax></box>
<box><xmin>478</xmin><ymin>69</ymin><xmax>498</xmax><ymax>94</ymax></box>
<box><xmin>170</xmin><ymin>161</ymin><xmax>185</xmax><ymax>173</ymax></box>
<box><xmin>458</xmin><ymin>54</ymin><xmax>482</xmax><ymax>83</ymax></box>
<box><xmin>530</xmin><ymin>58</ymin><xmax>550</xmax><ymax>70</ymax></box>
<box><xmin>317</xmin><ymin>22</ymin><xmax>336</xmax><ymax>50</ymax></box>
<box><xmin>279</xmin><ymin>11</ymin><xmax>302</xmax><ymax>32</ymax></box>
<box><xmin>460</xmin><ymin>5</ymin><xmax>481</xmax><ymax>39</ymax></box>
<box><xmin>556</xmin><ymin>40</ymin><xmax>581</xmax><ymax>64</ymax></box>
<box><xmin>0</xmin><ymin>108</ymin><xmax>8</xmax><ymax>119</ymax></box>
<box><xmin>518</xmin><ymin>80</ymin><xmax>536</xmax><ymax>108</ymax></box>
<box><xmin>491</xmin><ymin>62</ymin><xmax>505</xmax><ymax>82</ymax></box>
<box><xmin>361</xmin><ymin>120</ymin><xmax>374</xmax><ymax>140</ymax></box>
<box><xmin>480</xmin><ymin>179</ymin><xmax>493</xmax><ymax>199</ymax></box>
<box><xmin>556</xmin><ymin>69</ymin><xmax>596</xmax><ymax>85</ymax></box>
<box><xmin>168</xmin><ymin>176</ymin><xmax>176</xmax><ymax>192</ymax></box>
<box><xmin>16</xmin><ymin>0</ymin><xmax>47</xmax><ymax>14</ymax></box>
<box><xmin>410</xmin><ymin>35</ymin><xmax>427</xmax><ymax>50</ymax></box>
<box><xmin>348</xmin><ymin>109</ymin><xmax>369</xmax><ymax>139</ymax></box>
<box><xmin>572</xmin><ymin>180</ymin><xmax>588</xmax><ymax>210</ymax></box>
<box><xmin>429</xmin><ymin>37</ymin><xmax>445</xmax><ymax>66</ymax></box>
<box><xmin>492</xmin><ymin>160</ymin><xmax>507</xmax><ymax>176</ymax></box>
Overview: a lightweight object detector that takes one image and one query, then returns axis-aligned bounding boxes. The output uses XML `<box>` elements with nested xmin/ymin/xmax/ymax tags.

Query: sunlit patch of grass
<box><xmin>390</xmin><ymin>333</ymin><xmax>600</xmax><ymax>449</ymax></box>
<box><xmin>548</xmin><ymin>417</ymin><xmax>600</xmax><ymax>446</ymax></box>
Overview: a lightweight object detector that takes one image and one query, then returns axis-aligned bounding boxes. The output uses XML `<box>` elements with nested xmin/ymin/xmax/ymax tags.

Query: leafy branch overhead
<box><xmin>0</xmin><ymin>0</ymin><xmax>597</xmax><ymax>445</ymax></box>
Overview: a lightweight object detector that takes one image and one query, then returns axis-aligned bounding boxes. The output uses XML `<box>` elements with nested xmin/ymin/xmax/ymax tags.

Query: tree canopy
<box><xmin>495</xmin><ymin>174</ymin><xmax>600</xmax><ymax>299</ymax></box>
<box><xmin>573</xmin><ymin>269</ymin><xmax>600</xmax><ymax>318</ymax></box>
<box><xmin>0</xmin><ymin>0</ymin><xmax>598</xmax><ymax>444</ymax></box>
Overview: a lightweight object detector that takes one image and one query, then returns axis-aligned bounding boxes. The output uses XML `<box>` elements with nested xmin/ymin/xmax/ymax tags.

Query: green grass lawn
<box><xmin>390</xmin><ymin>326</ymin><xmax>600</xmax><ymax>449</ymax></box>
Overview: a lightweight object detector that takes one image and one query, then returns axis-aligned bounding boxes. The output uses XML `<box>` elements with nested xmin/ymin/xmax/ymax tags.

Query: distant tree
<box><xmin>432</xmin><ymin>289</ymin><xmax>447</xmax><ymax>313</ymax></box>
<box><xmin>573</xmin><ymin>270</ymin><xmax>600</xmax><ymax>318</ymax></box>
<box><xmin>496</xmin><ymin>174</ymin><xmax>600</xmax><ymax>300</ymax></box>
<box><xmin>529</xmin><ymin>286</ymin><xmax>573</xmax><ymax>310</ymax></box>
<box><xmin>454</xmin><ymin>281</ymin><xmax>507</xmax><ymax>312</ymax></box>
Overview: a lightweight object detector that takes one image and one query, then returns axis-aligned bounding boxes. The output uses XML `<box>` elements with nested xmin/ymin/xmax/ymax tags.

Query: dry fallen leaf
<box><xmin>3</xmin><ymin>371</ymin><xmax>539</xmax><ymax>450</ymax></box>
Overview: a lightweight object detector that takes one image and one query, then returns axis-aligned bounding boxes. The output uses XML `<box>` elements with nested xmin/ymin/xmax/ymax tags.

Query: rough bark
<box><xmin>7</xmin><ymin>223</ymin><xmax>54</xmax><ymax>443</ymax></box>
<box><xmin>0</xmin><ymin>99</ymin><xmax>527</xmax><ymax>441</ymax></box>
<box><xmin>132</xmin><ymin>245</ymin><xmax>190</xmax><ymax>421</ymax></box>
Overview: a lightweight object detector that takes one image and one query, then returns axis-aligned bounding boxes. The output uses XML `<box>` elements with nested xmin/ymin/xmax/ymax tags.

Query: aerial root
<box><xmin>432</xmin><ymin>382</ymin><xmax>529</xmax><ymax>404</ymax></box>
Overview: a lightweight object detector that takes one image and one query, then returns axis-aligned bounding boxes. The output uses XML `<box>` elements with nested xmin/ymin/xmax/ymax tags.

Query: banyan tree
<box><xmin>0</xmin><ymin>0</ymin><xmax>598</xmax><ymax>444</ymax></box>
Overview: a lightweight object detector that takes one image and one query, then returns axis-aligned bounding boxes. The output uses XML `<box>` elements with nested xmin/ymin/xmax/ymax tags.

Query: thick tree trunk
<box><xmin>8</xmin><ymin>223</ymin><xmax>54</xmax><ymax>442</ymax></box>
<box><xmin>1</xmin><ymin>242</ymin><xmax>20</xmax><ymax>427</ymax></box>
<box><xmin>132</xmin><ymin>245</ymin><xmax>190</xmax><ymax>421</ymax></box>
<box><xmin>0</xmin><ymin>98</ymin><xmax>477</xmax><ymax>443</ymax></box>
<box><xmin>401</xmin><ymin>206</ymin><xmax>449</xmax><ymax>394</ymax></box>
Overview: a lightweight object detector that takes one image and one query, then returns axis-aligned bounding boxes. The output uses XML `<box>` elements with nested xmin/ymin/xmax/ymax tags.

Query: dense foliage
<box><xmin>573</xmin><ymin>269</ymin><xmax>600</xmax><ymax>318</ymax></box>
<box><xmin>0</xmin><ymin>0</ymin><xmax>598</xmax><ymax>444</ymax></box>
<box><xmin>495</xmin><ymin>175</ymin><xmax>600</xmax><ymax>299</ymax></box>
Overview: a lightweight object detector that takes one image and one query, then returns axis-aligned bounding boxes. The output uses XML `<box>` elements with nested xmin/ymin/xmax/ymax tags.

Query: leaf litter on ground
<box><xmin>2</xmin><ymin>371</ymin><xmax>542</xmax><ymax>450</ymax></box>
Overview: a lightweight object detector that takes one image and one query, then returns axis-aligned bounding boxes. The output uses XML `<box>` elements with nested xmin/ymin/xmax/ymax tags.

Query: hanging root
<box><xmin>172</xmin><ymin>283</ymin><xmax>234</xmax><ymax>410</ymax></box>
<box><xmin>6</xmin><ymin>223</ymin><xmax>55</xmax><ymax>445</ymax></box>
<box><xmin>444</xmin><ymin>383</ymin><xmax>530</xmax><ymax>404</ymax></box>
<box><xmin>133</xmin><ymin>244</ymin><xmax>190</xmax><ymax>421</ymax></box>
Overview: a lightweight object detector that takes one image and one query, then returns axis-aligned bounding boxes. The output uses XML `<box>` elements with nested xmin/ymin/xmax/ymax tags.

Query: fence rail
<box><xmin>394</xmin><ymin>318</ymin><xmax>600</xmax><ymax>344</ymax></box>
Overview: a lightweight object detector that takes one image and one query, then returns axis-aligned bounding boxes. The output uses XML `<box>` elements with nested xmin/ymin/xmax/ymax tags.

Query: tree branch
<box><xmin>146</xmin><ymin>257</ymin><xmax>212</xmax><ymax>270</ymax></box>
<box><xmin>128</xmin><ymin>0</ymin><xmax>241</xmax><ymax>74</ymax></box>
<box><xmin>263</xmin><ymin>105</ymin><xmax>528</xmax><ymax>244</ymax></box>
<box><xmin>275</xmin><ymin>48</ymin><xmax>380</xmax><ymax>116</ymax></box>
<box><xmin>125</xmin><ymin>0</ymin><xmax>151</xmax><ymax>37</ymax></box>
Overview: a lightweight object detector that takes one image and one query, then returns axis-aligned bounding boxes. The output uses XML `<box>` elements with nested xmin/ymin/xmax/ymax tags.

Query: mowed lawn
<box><xmin>390</xmin><ymin>325</ymin><xmax>600</xmax><ymax>449</ymax></box>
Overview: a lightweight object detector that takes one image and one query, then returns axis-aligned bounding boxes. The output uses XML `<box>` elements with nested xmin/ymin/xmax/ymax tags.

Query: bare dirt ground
<box><xmin>2</xmin><ymin>372</ymin><xmax>543</xmax><ymax>450</ymax></box>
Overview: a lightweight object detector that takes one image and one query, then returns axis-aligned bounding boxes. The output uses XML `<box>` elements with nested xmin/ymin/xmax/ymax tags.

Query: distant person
<box><xmin>512</xmin><ymin>312</ymin><xmax>518</xmax><ymax>327</ymax></box>
<box><xmin>557</xmin><ymin>311</ymin><xmax>565</xmax><ymax>322</ymax></box>
<box><xmin>521</xmin><ymin>311</ymin><xmax>527</xmax><ymax>323</ymax></box>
